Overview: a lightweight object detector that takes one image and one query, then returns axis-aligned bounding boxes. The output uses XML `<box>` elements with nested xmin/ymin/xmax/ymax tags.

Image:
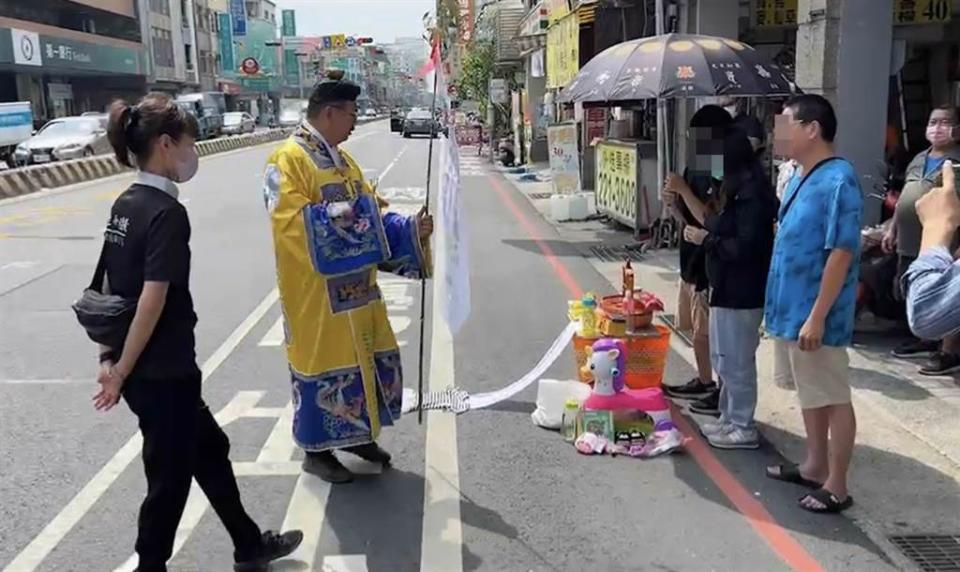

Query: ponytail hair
<box><xmin>107</xmin><ymin>93</ymin><xmax>199</xmax><ymax>168</ymax></box>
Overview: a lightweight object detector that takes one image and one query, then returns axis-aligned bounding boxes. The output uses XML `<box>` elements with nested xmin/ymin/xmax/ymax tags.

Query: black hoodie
<box><xmin>702</xmin><ymin>165</ymin><xmax>778</xmax><ymax>309</ymax></box>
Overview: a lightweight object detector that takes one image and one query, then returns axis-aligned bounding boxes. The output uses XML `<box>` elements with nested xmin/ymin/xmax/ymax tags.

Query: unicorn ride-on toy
<box><xmin>583</xmin><ymin>338</ymin><xmax>671</xmax><ymax>435</ymax></box>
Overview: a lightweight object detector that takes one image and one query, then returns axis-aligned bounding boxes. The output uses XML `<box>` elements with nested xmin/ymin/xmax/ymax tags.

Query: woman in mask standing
<box><xmin>93</xmin><ymin>93</ymin><xmax>301</xmax><ymax>571</ymax></box>
<box><xmin>666</xmin><ymin>125</ymin><xmax>778</xmax><ymax>449</ymax></box>
<box><xmin>883</xmin><ymin>105</ymin><xmax>960</xmax><ymax>375</ymax></box>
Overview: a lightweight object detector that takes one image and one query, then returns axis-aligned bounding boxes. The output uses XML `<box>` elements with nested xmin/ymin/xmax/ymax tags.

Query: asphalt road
<box><xmin>0</xmin><ymin>119</ymin><xmax>894</xmax><ymax>572</ymax></box>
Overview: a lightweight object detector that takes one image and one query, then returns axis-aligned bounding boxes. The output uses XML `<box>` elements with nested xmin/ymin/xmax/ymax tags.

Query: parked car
<box><xmin>402</xmin><ymin>110</ymin><xmax>438</xmax><ymax>138</ymax></box>
<box><xmin>360</xmin><ymin>108</ymin><xmax>377</xmax><ymax>120</ymax></box>
<box><xmin>222</xmin><ymin>111</ymin><xmax>256</xmax><ymax>135</ymax></box>
<box><xmin>390</xmin><ymin>108</ymin><xmax>405</xmax><ymax>132</ymax></box>
<box><xmin>176</xmin><ymin>100</ymin><xmax>218</xmax><ymax>140</ymax></box>
<box><xmin>13</xmin><ymin>116</ymin><xmax>110</xmax><ymax>166</ymax></box>
<box><xmin>278</xmin><ymin>108</ymin><xmax>302</xmax><ymax>128</ymax></box>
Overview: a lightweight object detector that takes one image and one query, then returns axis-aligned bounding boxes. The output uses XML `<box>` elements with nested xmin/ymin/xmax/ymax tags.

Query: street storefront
<box><xmin>0</xmin><ymin>25</ymin><xmax>146</xmax><ymax>124</ymax></box>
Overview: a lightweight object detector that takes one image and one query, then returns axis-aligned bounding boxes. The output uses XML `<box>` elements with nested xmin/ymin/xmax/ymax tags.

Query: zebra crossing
<box><xmin>458</xmin><ymin>155</ymin><xmax>487</xmax><ymax>178</ymax></box>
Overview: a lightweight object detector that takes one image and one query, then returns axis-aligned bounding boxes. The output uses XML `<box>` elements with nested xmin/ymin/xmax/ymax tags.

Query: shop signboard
<box><xmin>754</xmin><ymin>0</ymin><xmax>797</xmax><ymax>28</ymax></box>
<box><xmin>894</xmin><ymin>0</ymin><xmax>951</xmax><ymax>24</ymax></box>
<box><xmin>548</xmin><ymin>123</ymin><xmax>580</xmax><ymax>194</ymax></box>
<box><xmin>595</xmin><ymin>140</ymin><xmax>638</xmax><ymax>227</ymax></box>
<box><xmin>489</xmin><ymin>79</ymin><xmax>509</xmax><ymax>104</ymax></box>
<box><xmin>520</xmin><ymin>1</ymin><xmax>549</xmax><ymax>36</ymax></box>
<box><xmin>230</xmin><ymin>0</ymin><xmax>246</xmax><ymax>36</ymax></box>
<box><xmin>546</xmin><ymin>12</ymin><xmax>579</xmax><ymax>89</ymax></box>
<box><xmin>545</xmin><ymin>0</ymin><xmax>570</xmax><ymax>24</ymax></box>
<box><xmin>585</xmin><ymin>108</ymin><xmax>606</xmax><ymax>143</ymax></box>
<box><xmin>755</xmin><ymin>0</ymin><xmax>950</xmax><ymax>27</ymax></box>
<box><xmin>281</xmin><ymin>9</ymin><xmax>296</xmax><ymax>37</ymax></box>
<box><xmin>218</xmin><ymin>13</ymin><xmax>235</xmax><ymax>73</ymax></box>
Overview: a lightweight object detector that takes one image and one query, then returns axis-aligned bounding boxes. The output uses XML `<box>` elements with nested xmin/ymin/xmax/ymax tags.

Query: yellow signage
<box><xmin>547</xmin><ymin>11</ymin><xmax>579</xmax><ymax>89</ymax></box>
<box><xmin>894</xmin><ymin>0</ymin><xmax>951</xmax><ymax>24</ymax></box>
<box><xmin>756</xmin><ymin>0</ymin><xmax>950</xmax><ymax>27</ymax></box>
<box><xmin>545</xmin><ymin>0</ymin><xmax>570</xmax><ymax>24</ymax></box>
<box><xmin>754</xmin><ymin>0</ymin><xmax>797</xmax><ymax>28</ymax></box>
<box><xmin>595</xmin><ymin>141</ymin><xmax>638</xmax><ymax>226</ymax></box>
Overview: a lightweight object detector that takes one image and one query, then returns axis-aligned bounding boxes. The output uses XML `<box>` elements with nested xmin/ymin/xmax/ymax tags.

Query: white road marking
<box><xmin>273</xmin><ymin>474</ymin><xmax>330</xmax><ymax>570</ymax></box>
<box><xmin>0</xmin><ymin>378</ymin><xmax>91</xmax><ymax>385</ymax></box>
<box><xmin>0</xmin><ymin>261</ymin><xmax>39</xmax><ymax>271</ymax></box>
<box><xmin>259</xmin><ymin>316</ymin><xmax>285</xmax><ymax>346</ymax></box>
<box><xmin>376</xmin><ymin>145</ymin><xmax>409</xmax><ymax>185</ymax></box>
<box><xmin>420</xmin><ymin>188</ymin><xmax>463</xmax><ymax>572</ymax></box>
<box><xmin>256</xmin><ymin>404</ymin><xmax>296</xmax><ymax>463</ymax></box>
<box><xmin>4</xmin><ymin>290</ymin><xmax>279</xmax><ymax>572</ymax></box>
<box><xmin>322</xmin><ymin>555</ymin><xmax>370</xmax><ymax>572</ymax></box>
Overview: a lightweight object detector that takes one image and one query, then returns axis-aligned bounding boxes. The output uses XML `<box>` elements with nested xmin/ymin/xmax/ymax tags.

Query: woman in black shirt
<box><xmin>92</xmin><ymin>93</ymin><xmax>301</xmax><ymax>572</ymax></box>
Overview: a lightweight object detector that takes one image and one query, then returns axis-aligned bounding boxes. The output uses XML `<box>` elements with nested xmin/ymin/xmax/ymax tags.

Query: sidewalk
<box><xmin>498</xmin><ymin>166</ymin><xmax>960</xmax><ymax>572</ymax></box>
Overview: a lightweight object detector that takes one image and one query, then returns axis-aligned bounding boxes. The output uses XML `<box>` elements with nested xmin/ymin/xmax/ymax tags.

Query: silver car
<box><xmin>222</xmin><ymin>112</ymin><xmax>256</xmax><ymax>135</ymax></box>
<box><xmin>14</xmin><ymin>116</ymin><xmax>110</xmax><ymax>166</ymax></box>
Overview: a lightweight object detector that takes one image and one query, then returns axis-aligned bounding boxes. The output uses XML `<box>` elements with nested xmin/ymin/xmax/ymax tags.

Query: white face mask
<box><xmin>173</xmin><ymin>144</ymin><xmax>199</xmax><ymax>183</ymax></box>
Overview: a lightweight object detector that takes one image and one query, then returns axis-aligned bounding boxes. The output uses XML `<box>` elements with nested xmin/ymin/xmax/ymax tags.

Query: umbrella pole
<box><xmin>655</xmin><ymin>0</ymin><xmax>666</xmax><ymax>245</ymax></box>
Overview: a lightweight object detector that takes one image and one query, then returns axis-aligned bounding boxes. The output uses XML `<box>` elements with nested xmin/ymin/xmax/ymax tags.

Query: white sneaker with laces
<box><xmin>699</xmin><ymin>420</ymin><xmax>733</xmax><ymax>436</ymax></box>
<box><xmin>707</xmin><ymin>427</ymin><xmax>760</xmax><ymax>450</ymax></box>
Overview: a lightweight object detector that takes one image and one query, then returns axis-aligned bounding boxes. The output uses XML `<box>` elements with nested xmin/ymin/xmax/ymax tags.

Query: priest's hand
<box><xmin>417</xmin><ymin>207</ymin><xmax>434</xmax><ymax>238</ymax></box>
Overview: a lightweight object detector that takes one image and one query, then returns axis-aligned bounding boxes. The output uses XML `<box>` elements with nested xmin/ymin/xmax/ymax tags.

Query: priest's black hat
<box><xmin>309</xmin><ymin>69</ymin><xmax>361</xmax><ymax>105</ymax></box>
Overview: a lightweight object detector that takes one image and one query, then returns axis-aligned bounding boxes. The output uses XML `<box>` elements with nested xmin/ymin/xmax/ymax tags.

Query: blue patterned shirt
<box><xmin>903</xmin><ymin>247</ymin><xmax>960</xmax><ymax>340</ymax></box>
<box><xmin>764</xmin><ymin>158</ymin><xmax>863</xmax><ymax>346</ymax></box>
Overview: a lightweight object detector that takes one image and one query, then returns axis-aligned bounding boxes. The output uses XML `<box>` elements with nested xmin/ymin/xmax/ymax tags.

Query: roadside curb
<box><xmin>0</xmin><ymin>118</ymin><xmax>386</xmax><ymax>201</ymax></box>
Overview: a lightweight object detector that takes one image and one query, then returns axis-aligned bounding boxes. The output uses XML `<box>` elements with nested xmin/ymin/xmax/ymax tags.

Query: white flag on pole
<box><xmin>436</xmin><ymin>60</ymin><xmax>471</xmax><ymax>334</ymax></box>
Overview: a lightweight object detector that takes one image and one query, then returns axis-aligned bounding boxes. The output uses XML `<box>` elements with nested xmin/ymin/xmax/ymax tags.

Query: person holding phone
<box><xmin>883</xmin><ymin>105</ymin><xmax>960</xmax><ymax>375</ymax></box>
<box><xmin>95</xmin><ymin>93</ymin><xmax>302</xmax><ymax>571</ymax></box>
<box><xmin>902</xmin><ymin>160</ymin><xmax>960</xmax><ymax>342</ymax></box>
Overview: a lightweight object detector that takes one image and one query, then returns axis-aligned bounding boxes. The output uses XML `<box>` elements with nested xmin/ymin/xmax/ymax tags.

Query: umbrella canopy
<box><xmin>559</xmin><ymin>33</ymin><xmax>795</xmax><ymax>103</ymax></box>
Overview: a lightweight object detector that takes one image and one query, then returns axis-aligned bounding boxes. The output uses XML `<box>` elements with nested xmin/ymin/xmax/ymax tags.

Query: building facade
<box><xmin>0</xmin><ymin>0</ymin><xmax>148</xmax><ymax>124</ymax></box>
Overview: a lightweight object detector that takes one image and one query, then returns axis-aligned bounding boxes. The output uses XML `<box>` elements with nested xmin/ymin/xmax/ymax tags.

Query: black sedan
<box><xmin>389</xmin><ymin>109</ymin><xmax>404</xmax><ymax>132</ymax></box>
<box><xmin>402</xmin><ymin>110</ymin><xmax>438</xmax><ymax>138</ymax></box>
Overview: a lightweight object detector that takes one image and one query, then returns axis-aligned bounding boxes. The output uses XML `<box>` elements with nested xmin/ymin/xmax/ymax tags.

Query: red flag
<box><xmin>416</xmin><ymin>39</ymin><xmax>441</xmax><ymax>79</ymax></box>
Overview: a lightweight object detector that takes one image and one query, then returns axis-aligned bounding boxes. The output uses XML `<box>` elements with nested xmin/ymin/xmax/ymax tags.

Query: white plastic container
<box><xmin>531</xmin><ymin>379</ymin><xmax>592</xmax><ymax>429</ymax></box>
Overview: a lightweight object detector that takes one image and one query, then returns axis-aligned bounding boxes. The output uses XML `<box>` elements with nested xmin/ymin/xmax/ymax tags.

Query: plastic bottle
<box><xmin>581</xmin><ymin>293</ymin><xmax>599</xmax><ymax>338</ymax></box>
<box><xmin>561</xmin><ymin>399</ymin><xmax>580</xmax><ymax>442</ymax></box>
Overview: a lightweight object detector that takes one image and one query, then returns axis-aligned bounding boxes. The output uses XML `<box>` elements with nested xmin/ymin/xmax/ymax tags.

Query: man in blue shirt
<box><xmin>763</xmin><ymin>95</ymin><xmax>862</xmax><ymax>514</ymax></box>
<box><xmin>904</xmin><ymin>161</ymin><xmax>960</xmax><ymax>342</ymax></box>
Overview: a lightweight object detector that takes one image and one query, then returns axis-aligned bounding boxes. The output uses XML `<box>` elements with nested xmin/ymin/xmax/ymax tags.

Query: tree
<box><xmin>456</xmin><ymin>39</ymin><xmax>495</xmax><ymax>117</ymax></box>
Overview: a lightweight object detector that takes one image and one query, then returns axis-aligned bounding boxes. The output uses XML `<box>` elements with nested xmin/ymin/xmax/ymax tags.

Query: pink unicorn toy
<box><xmin>583</xmin><ymin>338</ymin><xmax>671</xmax><ymax>426</ymax></box>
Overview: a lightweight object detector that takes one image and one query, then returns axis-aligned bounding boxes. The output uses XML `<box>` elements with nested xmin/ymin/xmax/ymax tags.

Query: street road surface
<box><xmin>0</xmin><ymin>120</ymin><xmax>893</xmax><ymax>571</ymax></box>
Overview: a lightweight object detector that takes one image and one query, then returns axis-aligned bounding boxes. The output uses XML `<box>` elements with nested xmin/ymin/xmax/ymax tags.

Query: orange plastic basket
<box><xmin>572</xmin><ymin>325</ymin><xmax>671</xmax><ymax>389</ymax></box>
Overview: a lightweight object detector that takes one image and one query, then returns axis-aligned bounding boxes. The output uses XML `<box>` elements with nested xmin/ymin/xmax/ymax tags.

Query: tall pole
<box><xmin>417</xmin><ymin>37</ymin><xmax>440</xmax><ymax>424</ymax></box>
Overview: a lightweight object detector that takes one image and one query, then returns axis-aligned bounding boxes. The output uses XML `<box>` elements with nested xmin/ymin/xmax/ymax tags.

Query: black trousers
<box><xmin>122</xmin><ymin>372</ymin><xmax>261</xmax><ymax>570</ymax></box>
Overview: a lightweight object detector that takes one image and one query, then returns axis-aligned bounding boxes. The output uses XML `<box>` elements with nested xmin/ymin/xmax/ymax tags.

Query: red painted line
<box><xmin>487</xmin><ymin>174</ymin><xmax>826</xmax><ymax>572</ymax></box>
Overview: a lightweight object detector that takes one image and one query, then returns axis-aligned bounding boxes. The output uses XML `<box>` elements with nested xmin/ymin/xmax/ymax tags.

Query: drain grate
<box><xmin>889</xmin><ymin>535</ymin><xmax>960</xmax><ymax>571</ymax></box>
<box><xmin>589</xmin><ymin>244</ymin><xmax>646</xmax><ymax>262</ymax></box>
<box><xmin>528</xmin><ymin>192</ymin><xmax>552</xmax><ymax>200</ymax></box>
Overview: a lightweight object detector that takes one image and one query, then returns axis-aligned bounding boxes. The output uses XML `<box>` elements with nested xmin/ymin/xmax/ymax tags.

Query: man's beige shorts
<box><xmin>676</xmin><ymin>280</ymin><xmax>709</xmax><ymax>341</ymax></box>
<box><xmin>773</xmin><ymin>338</ymin><xmax>852</xmax><ymax>409</ymax></box>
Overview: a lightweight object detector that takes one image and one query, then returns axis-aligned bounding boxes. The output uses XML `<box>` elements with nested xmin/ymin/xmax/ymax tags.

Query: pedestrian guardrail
<box><xmin>0</xmin><ymin>118</ymin><xmax>384</xmax><ymax>200</ymax></box>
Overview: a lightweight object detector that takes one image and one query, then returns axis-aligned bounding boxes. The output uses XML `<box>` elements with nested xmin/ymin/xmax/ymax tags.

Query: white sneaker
<box><xmin>699</xmin><ymin>420</ymin><xmax>733</xmax><ymax>436</ymax></box>
<box><xmin>707</xmin><ymin>427</ymin><xmax>760</xmax><ymax>450</ymax></box>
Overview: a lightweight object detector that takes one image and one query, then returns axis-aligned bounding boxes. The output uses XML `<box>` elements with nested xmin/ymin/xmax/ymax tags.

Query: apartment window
<box><xmin>150</xmin><ymin>0</ymin><xmax>170</xmax><ymax>16</ymax></box>
<box><xmin>151</xmin><ymin>26</ymin><xmax>174</xmax><ymax>68</ymax></box>
<box><xmin>185</xmin><ymin>44</ymin><xmax>194</xmax><ymax>71</ymax></box>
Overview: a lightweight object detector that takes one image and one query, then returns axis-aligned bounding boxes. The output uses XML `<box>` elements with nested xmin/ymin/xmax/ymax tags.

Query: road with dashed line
<box><xmin>1</xmin><ymin>120</ymin><xmax>892</xmax><ymax>572</ymax></box>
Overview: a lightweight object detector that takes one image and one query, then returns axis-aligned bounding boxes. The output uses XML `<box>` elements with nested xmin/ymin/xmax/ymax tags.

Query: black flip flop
<box><xmin>798</xmin><ymin>489</ymin><xmax>854</xmax><ymax>514</ymax></box>
<box><xmin>765</xmin><ymin>463</ymin><xmax>824</xmax><ymax>489</ymax></box>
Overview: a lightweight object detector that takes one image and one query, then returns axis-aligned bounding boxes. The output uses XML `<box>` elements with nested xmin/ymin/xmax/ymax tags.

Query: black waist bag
<box><xmin>72</xmin><ymin>244</ymin><xmax>137</xmax><ymax>350</ymax></box>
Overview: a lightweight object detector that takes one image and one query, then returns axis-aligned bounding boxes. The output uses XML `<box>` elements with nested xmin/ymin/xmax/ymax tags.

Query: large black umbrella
<box><xmin>559</xmin><ymin>33</ymin><xmax>795</xmax><ymax>103</ymax></box>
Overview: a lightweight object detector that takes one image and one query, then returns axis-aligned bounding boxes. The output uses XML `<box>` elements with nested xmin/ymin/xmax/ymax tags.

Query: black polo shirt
<box><xmin>678</xmin><ymin>170</ymin><xmax>718</xmax><ymax>291</ymax></box>
<box><xmin>103</xmin><ymin>180</ymin><xmax>198</xmax><ymax>380</ymax></box>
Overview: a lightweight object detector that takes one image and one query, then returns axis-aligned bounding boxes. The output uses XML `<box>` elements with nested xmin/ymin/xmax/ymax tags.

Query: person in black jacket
<box><xmin>661</xmin><ymin>105</ymin><xmax>733</xmax><ymax>414</ymax></box>
<box><xmin>670</xmin><ymin>125</ymin><xmax>778</xmax><ymax>450</ymax></box>
<box><xmin>93</xmin><ymin>93</ymin><xmax>302</xmax><ymax>571</ymax></box>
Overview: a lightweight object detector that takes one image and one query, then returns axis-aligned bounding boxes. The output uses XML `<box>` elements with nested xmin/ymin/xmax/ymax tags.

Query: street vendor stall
<box><xmin>559</xmin><ymin>33</ymin><xmax>796</xmax><ymax>242</ymax></box>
